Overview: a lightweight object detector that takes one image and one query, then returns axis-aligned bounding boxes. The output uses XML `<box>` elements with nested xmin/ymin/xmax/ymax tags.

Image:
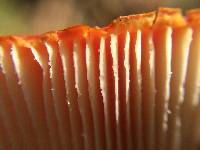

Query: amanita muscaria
<box><xmin>0</xmin><ymin>7</ymin><xmax>200</xmax><ymax>150</ymax></box>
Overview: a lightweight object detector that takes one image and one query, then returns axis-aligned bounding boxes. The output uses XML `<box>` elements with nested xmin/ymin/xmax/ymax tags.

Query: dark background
<box><xmin>0</xmin><ymin>0</ymin><xmax>199</xmax><ymax>35</ymax></box>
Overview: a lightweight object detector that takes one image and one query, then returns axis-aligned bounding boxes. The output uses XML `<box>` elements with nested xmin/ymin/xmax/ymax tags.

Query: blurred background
<box><xmin>0</xmin><ymin>0</ymin><xmax>200</xmax><ymax>35</ymax></box>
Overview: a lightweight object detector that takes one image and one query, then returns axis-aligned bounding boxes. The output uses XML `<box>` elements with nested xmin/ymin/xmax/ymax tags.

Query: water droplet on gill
<box><xmin>18</xmin><ymin>80</ymin><xmax>21</xmax><ymax>85</ymax></box>
<box><xmin>167</xmin><ymin>110</ymin><xmax>172</xmax><ymax>114</ymax></box>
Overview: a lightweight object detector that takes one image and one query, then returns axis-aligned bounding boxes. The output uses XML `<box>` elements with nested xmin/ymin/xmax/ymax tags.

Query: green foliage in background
<box><xmin>0</xmin><ymin>0</ymin><xmax>28</xmax><ymax>35</ymax></box>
